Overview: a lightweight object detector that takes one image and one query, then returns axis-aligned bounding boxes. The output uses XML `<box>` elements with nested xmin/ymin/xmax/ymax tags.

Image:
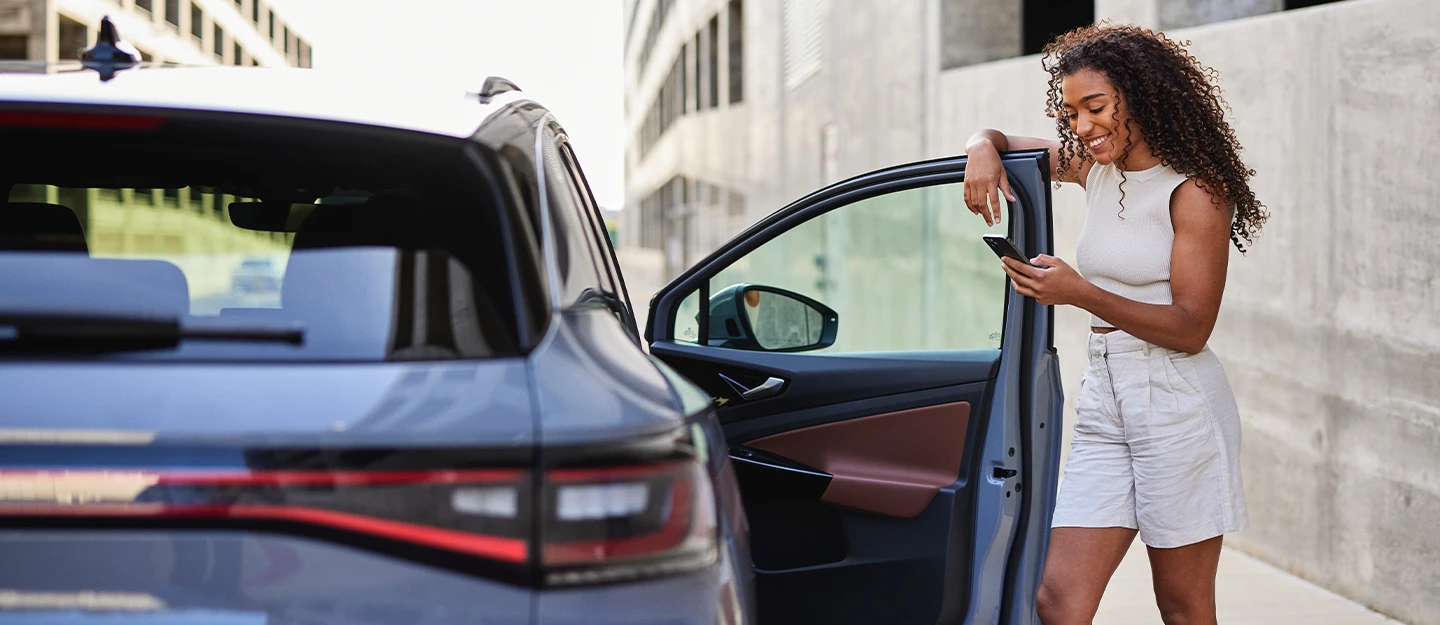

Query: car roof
<box><xmin>0</xmin><ymin>66</ymin><xmax>531</xmax><ymax>138</ymax></box>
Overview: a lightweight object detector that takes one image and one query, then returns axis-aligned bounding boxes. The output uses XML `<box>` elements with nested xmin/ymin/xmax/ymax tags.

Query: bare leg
<box><xmin>1148</xmin><ymin>536</ymin><xmax>1223</xmax><ymax>625</ymax></box>
<box><xmin>1036</xmin><ymin>527</ymin><xmax>1137</xmax><ymax>625</ymax></box>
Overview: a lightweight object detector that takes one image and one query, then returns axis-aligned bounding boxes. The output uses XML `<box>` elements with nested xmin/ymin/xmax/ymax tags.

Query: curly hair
<box><xmin>1042</xmin><ymin>23</ymin><xmax>1267</xmax><ymax>252</ymax></box>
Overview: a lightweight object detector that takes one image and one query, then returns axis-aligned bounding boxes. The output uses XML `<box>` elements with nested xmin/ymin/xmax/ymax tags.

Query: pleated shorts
<box><xmin>1051</xmin><ymin>330</ymin><xmax>1249</xmax><ymax>548</ymax></box>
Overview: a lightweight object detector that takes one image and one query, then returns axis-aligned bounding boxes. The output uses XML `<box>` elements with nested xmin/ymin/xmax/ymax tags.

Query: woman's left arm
<box><xmin>1000</xmin><ymin>180</ymin><xmax>1233</xmax><ymax>354</ymax></box>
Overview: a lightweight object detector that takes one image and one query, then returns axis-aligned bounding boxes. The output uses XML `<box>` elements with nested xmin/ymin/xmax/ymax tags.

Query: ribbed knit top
<box><xmin>1075</xmin><ymin>161</ymin><xmax>1190</xmax><ymax>328</ymax></box>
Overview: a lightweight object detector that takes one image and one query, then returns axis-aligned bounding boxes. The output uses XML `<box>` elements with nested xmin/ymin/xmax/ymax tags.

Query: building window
<box><xmin>1284</xmin><ymin>0</ymin><xmax>1341</xmax><ymax>7</ymax></box>
<box><xmin>165</xmin><ymin>0</ymin><xmax>180</xmax><ymax>27</ymax></box>
<box><xmin>298</xmin><ymin>40</ymin><xmax>310</xmax><ymax>68</ymax></box>
<box><xmin>268</xmin><ymin>10</ymin><xmax>275</xmax><ymax>40</ymax></box>
<box><xmin>214</xmin><ymin>24</ymin><xmax>224</xmax><ymax>58</ymax></box>
<box><xmin>233</xmin><ymin>42</ymin><xmax>242</xmax><ymax>66</ymax></box>
<box><xmin>252</xmin><ymin>1</ymin><xmax>260</xmax><ymax>25</ymax></box>
<box><xmin>679</xmin><ymin>43</ymin><xmax>688</xmax><ymax>114</ymax></box>
<box><xmin>0</xmin><ymin>36</ymin><xmax>25</xmax><ymax>60</ymax></box>
<box><xmin>728</xmin><ymin>0</ymin><xmax>743</xmax><ymax>104</ymax></box>
<box><xmin>234</xmin><ymin>0</ymin><xmax>242</xmax><ymax>7</ymax></box>
<box><xmin>782</xmin><ymin>0</ymin><xmax>826</xmax><ymax>89</ymax></box>
<box><xmin>692</xmin><ymin>32</ymin><xmax>702</xmax><ymax>112</ymax></box>
<box><xmin>137</xmin><ymin>0</ymin><xmax>153</xmax><ymax>13</ymax></box>
<box><xmin>638</xmin><ymin>0</ymin><xmax>676</xmax><ymax>73</ymax></box>
<box><xmin>58</xmin><ymin>16</ymin><xmax>89</xmax><ymax>61</ymax></box>
<box><xmin>707</xmin><ymin>16</ymin><xmax>719</xmax><ymax>109</ymax></box>
<box><xmin>1021</xmin><ymin>0</ymin><xmax>1091</xmax><ymax>55</ymax></box>
<box><xmin>283</xmin><ymin>25</ymin><xmax>290</xmax><ymax>54</ymax></box>
<box><xmin>192</xmin><ymin>4</ymin><xmax>204</xmax><ymax>41</ymax></box>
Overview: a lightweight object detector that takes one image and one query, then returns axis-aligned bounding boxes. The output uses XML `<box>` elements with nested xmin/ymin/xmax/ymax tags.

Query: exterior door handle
<box><xmin>718</xmin><ymin>373</ymin><xmax>787</xmax><ymax>401</ymax></box>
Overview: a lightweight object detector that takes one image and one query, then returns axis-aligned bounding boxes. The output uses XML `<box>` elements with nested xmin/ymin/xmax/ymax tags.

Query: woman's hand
<box><xmin>963</xmin><ymin>138</ymin><xmax>1017</xmax><ymax>227</ymax></box>
<box><xmin>1000</xmin><ymin>255</ymin><xmax>1093</xmax><ymax>306</ymax></box>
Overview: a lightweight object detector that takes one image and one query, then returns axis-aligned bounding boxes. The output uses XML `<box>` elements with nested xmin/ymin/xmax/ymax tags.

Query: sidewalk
<box><xmin>1096</xmin><ymin>539</ymin><xmax>1405</xmax><ymax>624</ymax></box>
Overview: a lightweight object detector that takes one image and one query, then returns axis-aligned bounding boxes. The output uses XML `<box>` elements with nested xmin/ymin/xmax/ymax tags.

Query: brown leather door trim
<box><xmin>744</xmin><ymin>401</ymin><xmax>970</xmax><ymax>519</ymax></box>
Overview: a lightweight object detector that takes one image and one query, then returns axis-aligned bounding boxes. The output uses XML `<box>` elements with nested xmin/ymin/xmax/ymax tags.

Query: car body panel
<box><xmin>0</xmin><ymin>361</ymin><xmax>534</xmax><ymax>446</ymax></box>
<box><xmin>0</xmin><ymin>67</ymin><xmax>520</xmax><ymax>139</ymax></box>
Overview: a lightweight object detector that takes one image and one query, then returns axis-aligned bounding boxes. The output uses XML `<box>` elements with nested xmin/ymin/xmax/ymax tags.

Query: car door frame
<box><xmin>645</xmin><ymin>150</ymin><xmax>1063</xmax><ymax>625</ymax></box>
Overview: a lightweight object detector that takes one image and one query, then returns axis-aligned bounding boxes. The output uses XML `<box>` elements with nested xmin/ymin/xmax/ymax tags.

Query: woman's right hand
<box><xmin>963</xmin><ymin>138</ymin><xmax>1018</xmax><ymax>227</ymax></box>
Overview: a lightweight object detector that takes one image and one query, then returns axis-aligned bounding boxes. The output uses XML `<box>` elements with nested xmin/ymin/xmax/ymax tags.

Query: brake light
<box><xmin>541</xmin><ymin>460</ymin><xmax>718</xmax><ymax>586</ymax></box>
<box><xmin>0</xmin><ymin>468</ymin><xmax>530</xmax><ymax>563</ymax></box>
<box><xmin>0</xmin><ymin>111</ymin><xmax>167</xmax><ymax>130</ymax></box>
<box><xmin>0</xmin><ymin>457</ymin><xmax>720</xmax><ymax>587</ymax></box>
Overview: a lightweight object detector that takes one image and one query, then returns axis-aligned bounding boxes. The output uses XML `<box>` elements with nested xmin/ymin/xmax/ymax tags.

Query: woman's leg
<box><xmin>1147</xmin><ymin>536</ymin><xmax>1223</xmax><ymax>625</ymax></box>
<box><xmin>1036</xmin><ymin>526</ymin><xmax>1137</xmax><ymax>625</ymax></box>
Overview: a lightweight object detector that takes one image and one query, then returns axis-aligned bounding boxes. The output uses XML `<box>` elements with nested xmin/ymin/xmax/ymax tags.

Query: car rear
<box><xmin>0</xmin><ymin>80</ymin><xmax>736</xmax><ymax>624</ymax></box>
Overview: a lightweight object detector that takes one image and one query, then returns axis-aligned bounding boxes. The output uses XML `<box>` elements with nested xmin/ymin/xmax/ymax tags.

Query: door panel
<box><xmin>746</xmin><ymin>400</ymin><xmax>970</xmax><ymax>518</ymax></box>
<box><xmin>646</xmin><ymin>152</ymin><xmax>1060</xmax><ymax>625</ymax></box>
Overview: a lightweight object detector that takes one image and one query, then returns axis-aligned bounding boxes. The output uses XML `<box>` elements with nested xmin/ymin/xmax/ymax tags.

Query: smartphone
<box><xmin>982</xmin><ymin>234</ymin><xmax>1039</xmax><ymax>268</ymax></box>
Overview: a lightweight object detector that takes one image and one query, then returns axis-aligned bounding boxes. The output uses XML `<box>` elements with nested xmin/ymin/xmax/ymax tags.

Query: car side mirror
<box><xmin>706</xmin><ymin>284</ymin><xmax>838</xmax><ymax>352</ymax></box>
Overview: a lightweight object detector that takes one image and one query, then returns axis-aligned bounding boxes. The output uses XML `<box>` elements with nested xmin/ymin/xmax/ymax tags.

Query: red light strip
<box><xmin>0</xmin><ymin>111</ymin><xmax>168</xmax><ymax>130</ymax></box>
<box><xmin>542</xmin><ymin>476</ymin><xmax>694</xmax><ymax>566</ymax></box>
<box><xmin>0</xmin><ymin>503</ymin><xmax>529</xmax><ymax>563</ymax></box>
<box><xmin>547</xmin><ymin>461</ymin><xmax>688</xmax><ymax>482</ymax></box>
<box><xmin>0</xmin><ymin>468</ymin><xmax>523</xmax><ymax>486</ymax></box>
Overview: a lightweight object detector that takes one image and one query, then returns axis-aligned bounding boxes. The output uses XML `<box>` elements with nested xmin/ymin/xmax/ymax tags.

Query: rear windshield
<box><xmin>0</xmin><ymin>109</ymin><xmax>522</xmax><ymax>361</ymax></box>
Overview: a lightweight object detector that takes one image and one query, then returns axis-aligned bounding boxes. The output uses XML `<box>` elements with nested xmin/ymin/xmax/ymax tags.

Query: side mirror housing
<box><xmin>707</xmin><ymin>284</ymin><xmax>838</xmax><ymax>353</ymax></box>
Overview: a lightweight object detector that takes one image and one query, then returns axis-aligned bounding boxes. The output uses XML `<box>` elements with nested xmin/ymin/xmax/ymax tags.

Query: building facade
<box><xmin>0</xmin><ymin>0</ymin><xmax>310</xmax><ymax>68</ymax></box>
<box><xmin>621</xmin><ymin>1</ymin><xmax>1440</xmax><ymax>624</ymax></box>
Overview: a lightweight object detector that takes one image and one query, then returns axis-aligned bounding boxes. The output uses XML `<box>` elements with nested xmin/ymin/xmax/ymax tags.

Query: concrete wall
<box><xmin>932</xmin><ymin>1</ymin><xmax>1440</xmax><ymax>622</ymax></box>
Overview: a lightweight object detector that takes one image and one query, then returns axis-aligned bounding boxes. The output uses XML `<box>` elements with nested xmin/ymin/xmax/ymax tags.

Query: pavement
<box><xmin>1094</xmin><ymin>538</ymin><xmax>1405</xmax><ymax>624</ymax></box>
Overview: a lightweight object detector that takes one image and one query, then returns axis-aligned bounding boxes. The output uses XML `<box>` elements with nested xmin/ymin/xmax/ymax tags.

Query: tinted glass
<box><xmin>688</xmin><ymin>182</ymin><xmax>1006</xmax><ymax>353</ymax></box>
<box><xmin>540</xmin><ymin>129</ymin><xmax>605</xmax><ymax>305</ymax></box>
<box><xmin>0</xmin><ymin>114</ymin><xmax>521</xmax><ymax>361</ymax></box>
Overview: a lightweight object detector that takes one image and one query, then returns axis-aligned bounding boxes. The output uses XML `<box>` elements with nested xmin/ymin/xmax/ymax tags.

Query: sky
<box><xmin>275</xmin><ymin>0</ymin><xmax>628</xmax><ymax>210</ymax></box>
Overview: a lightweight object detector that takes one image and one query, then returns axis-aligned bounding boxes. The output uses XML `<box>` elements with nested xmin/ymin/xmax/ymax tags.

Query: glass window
<box><xmin>559</xmin><ymin>144</ymin><xmax>624</xmax><ymax>302</ymax></box>
<box><xmin>0</xmin><ymin>123</ymin><xmax>523</xmax><ymax>362</ymax></box>
<box><xmin>679</xmin><ymin>182</ymin><xmax>1006</xmax><ymax>353</ymax></box>
<box><xmin>213</xmin><ymin>24</ymin><xmax>224</xmax><ymax>58</ymax></box>
<box><xmin>728</xmin><ymin>0</ymin><xmax>743</xmax><ymax>104</ymax></box>
<box><xmin>252</xmin><ymin>1</ymin><xmax>260</xmax><ymax>24</ymax></box>
<box><xmin>233</xmin><ymin>42</ymin><xmax>242</xmax><ymax>66</ymax></box>
<box><xmin>540</xmin><ymin>130</ymin><xmax>605</xmax><ymax>306</ymax></box>
<box><xmin>165</xmin><ymin>0</ymin><xmax>180</xmax><ymax>27</ymax></box>
<box><xmin>707</xmin><ymin>16</ymin><xmax>719</xmax><ymax>109</ymax></box>
<box><xmin>268</xmin><ymin>10</ymin><xmax>276</xmax><ymax>40</ymax></box>
<box><xmin>191</xmin><ymin>4</ymin><xmax>203</xmax><ymax>39</ymax></box>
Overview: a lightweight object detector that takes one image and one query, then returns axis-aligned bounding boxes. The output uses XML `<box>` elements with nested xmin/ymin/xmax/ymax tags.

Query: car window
<box><xmin>0</xmin><ymin>118</ymin><xmax>523</xmax><ymax>362</ymax></box>
<box><xmin>540</xmin><ymin>128</ymin><xmax>607</xmax><ymax>307</ymax></box>
<box><xmin>674</xmin><ymin>182</ymin><xmax>1007</xmax><ymax>353</ymax></box>
<box><xmin>558</xmin><ymin>143</ymin><xmax>624</xmax><ymax>300</ymax></box>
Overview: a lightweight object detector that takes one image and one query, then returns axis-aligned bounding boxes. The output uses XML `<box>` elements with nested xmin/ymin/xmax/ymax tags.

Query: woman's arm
<box><xmin>999</xmin><ymin>179</ymin><xmax>1232</xmax><ymax>354</ymax></box>
<box><xmin>963</xmin><ymin>130</ymin><xmax>1092</xmax><ymax>225</ymax></box>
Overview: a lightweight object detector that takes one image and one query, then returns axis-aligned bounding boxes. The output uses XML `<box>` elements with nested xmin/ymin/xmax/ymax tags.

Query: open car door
<box><xmin>645</xmin><ymin>151</ymin><xmax>1065</xmax><ymax>625</ymax></box>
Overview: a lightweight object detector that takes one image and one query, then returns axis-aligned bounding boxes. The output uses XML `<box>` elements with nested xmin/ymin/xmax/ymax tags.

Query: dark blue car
<box><xmin>0</xmin><ymin>55</ymin><xmax>1064</xmax><ymax>624</ymax></box>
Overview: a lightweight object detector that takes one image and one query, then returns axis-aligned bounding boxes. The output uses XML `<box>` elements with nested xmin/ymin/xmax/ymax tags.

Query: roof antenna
<box><xmin>81</xmin><ymin>16</ymin><xmax>140</xmax><ymax>82</ymax></box>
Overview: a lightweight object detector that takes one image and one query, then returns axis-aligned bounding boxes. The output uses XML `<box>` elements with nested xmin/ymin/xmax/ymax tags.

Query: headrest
<box><xmin>290</xmin><ymin>190</ymin><xmax>424</xmax><ymax>251</ymax></box>
<box><xmin>0</xmin><ymin>202</ymin><xmax>88</xmax><ymax>253</ymax></box>
<box><xmin>0</xmin><ymin>256</ymin><xmax>189</xmax><ymax>316</ymax></box>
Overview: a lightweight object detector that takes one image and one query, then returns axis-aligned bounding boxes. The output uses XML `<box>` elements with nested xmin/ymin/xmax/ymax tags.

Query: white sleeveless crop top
<box><xmin>1075</xmin><ymin>161</ymin><xmax>1190</xmax><ymax>328</ymax></box>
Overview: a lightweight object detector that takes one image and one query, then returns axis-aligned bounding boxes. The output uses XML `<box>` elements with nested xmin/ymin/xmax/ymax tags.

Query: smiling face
<box><xmin>1061</xmin><ymin>68</ymin><xmax>1154</xmax><ymax>168</ymax></box>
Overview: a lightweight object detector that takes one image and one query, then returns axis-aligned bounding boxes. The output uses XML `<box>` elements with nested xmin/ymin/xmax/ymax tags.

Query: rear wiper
<box><xmin>0</xmin><ymin>311</ymin><xmax>304</xmax><ymax>352</ymax></box>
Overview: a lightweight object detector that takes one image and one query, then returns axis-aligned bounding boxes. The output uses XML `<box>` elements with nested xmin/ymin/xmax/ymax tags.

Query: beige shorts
<box><xmin>1052</xmin><ymin>330</ymin><xmax>1248</xmax><ymax>548</ymax></box>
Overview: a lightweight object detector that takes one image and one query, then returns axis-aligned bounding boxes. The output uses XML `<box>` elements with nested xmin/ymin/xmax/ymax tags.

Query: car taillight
<box><xmin>0</xmin><ymin>456</ymin><xmax>719</xmax><ymax>587</ymax></box>
<box><xmin>540</xmin><ymin>460</ymin><xmax>718</xmax><ymax>586</ymax></box>
<box><xmin>0</xmin><ymin>468</ymin><xmax>532</xmax><ymax>566</ymax></box>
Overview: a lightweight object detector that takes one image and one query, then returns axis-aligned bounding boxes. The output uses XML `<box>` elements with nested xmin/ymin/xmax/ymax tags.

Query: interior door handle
<box><xmin>718</xmin><ymin>373</ymin><xmax>787</xmax><ymax>401</ymax></box>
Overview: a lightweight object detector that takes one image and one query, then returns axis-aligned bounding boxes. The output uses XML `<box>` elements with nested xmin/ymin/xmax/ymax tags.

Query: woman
<box><xmin>962</xmin><ymin>24</ymin><xmax>1268</xmax><ymax>625</ymax></box>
